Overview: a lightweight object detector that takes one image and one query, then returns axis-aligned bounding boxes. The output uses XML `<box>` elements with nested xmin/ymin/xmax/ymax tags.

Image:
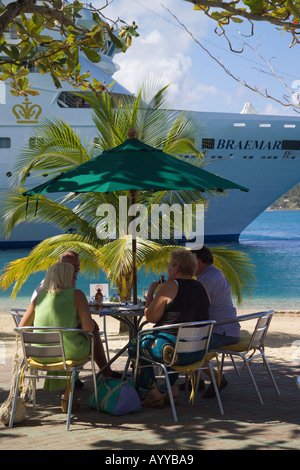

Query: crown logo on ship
<box><xmin>12</xmin><ymin>98</ymin><xmax>42</xmax><ymax>123</ymax></box>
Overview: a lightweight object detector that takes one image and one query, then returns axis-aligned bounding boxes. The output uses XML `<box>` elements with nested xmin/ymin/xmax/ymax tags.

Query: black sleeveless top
<box><xmin>155</xmin><ymin>278</ymin><xmax>210</xmax><ymax>335</ymax></box>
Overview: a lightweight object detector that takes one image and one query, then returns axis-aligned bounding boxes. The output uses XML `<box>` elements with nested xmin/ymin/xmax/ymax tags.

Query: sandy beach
<box><xmin>1</xmin><ymin>308</ymin><xmax>300</xmax><ymax>366</ymax></box>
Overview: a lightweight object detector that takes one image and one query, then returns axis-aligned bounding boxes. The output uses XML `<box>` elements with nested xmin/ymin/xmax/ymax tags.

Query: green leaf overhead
<box><xmin>0</xmin><ymin>1</ymin><xmax>138</xmax><ymax>96</ymax></box>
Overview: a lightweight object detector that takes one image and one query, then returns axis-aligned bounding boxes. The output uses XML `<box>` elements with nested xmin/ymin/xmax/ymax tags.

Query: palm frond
<box><xmin>95</xmin><ymin>235</ymin><xmax>172</xmax><ymax>284</ymax></box>
<box><xmin>0</xmin><ymin>234</ymin><xmax>102</xmax><ymax>299</ymax></box>
<box><xmin>0</xmin><ymin>187</ymin><xmax>100</xmax><ymax>244</ymax></box>
<box><xmin>210</xmin><ymin>246</ymin><xmax>257</xmax><ymax>304</ymax></box>
<box><xmin>11</xmin><ymin>117</ymin><xmax>94</xmax><ymax>187</ymax></box>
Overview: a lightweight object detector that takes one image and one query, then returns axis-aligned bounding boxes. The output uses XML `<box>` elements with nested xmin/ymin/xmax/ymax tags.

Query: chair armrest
<box><xmin>14</xmin><ymin>326</ymin><xmax>95</xmax><ymax>341</ymax></box>
<box><xmin>215</xmin><ymin>310</ymin><xmax>274</xmax><ymax>326</ymax></box>
<box><xmin>137</xmin><ymin>320</ymin><xmax>216</xmax><ymax>339</ymax></box>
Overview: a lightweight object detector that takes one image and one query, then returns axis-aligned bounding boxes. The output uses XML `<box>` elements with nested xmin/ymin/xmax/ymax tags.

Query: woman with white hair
<box><xmin>20</xmin><ymin>262</ymin><xmax>117</xmax><ymax>411</ymax></box>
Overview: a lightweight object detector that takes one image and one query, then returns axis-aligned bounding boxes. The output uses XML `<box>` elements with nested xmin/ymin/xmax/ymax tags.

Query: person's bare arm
<box><xmin>74</xmin><ymin>289</ymin><xmax>96</xmax><ymax>332</ymax></box>
<box><xmin>145</xmin><ymin>281</ymin><xmax>178</xmax><ymax>324</ymax></box>
<box><xmin>19</xmin><ymin>299</ymin><xmax>37</xmax><ymax>327</ymax></box>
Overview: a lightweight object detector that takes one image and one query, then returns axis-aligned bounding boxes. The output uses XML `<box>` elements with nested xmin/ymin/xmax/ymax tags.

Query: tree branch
<box><xmin>184</xmin><ymin>0</ymin><xmax>300</xmax><ymax>31</ymax></box>
<box><xmin>170</xmin><ymin>9</ymin><xmax>300</xmax><ymax>110</ymax></box>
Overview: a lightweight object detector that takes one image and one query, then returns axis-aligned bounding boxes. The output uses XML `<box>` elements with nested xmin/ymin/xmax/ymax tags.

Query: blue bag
<box><xmin>88</xmin><ymin>376</ymin><xmax>142</xmax><ymax>416</ymax></box>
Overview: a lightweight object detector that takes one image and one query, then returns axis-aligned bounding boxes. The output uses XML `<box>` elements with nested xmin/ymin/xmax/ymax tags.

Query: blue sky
<box><xmin>97</xmin><ymin>0</ymin><xmax>300</xmax><ymax>116</ymax></box>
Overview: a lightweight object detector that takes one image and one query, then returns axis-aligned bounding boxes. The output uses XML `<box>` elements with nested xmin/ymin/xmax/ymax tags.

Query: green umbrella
<box><xmin>25</xmin><ymin>137</ymin><xmax>248</xmax><ymax>195</ymax></box>
<box><xmin>24</xmin><ymin>132</ymin><xmax>249</xmax><ymax>303</ymax></box>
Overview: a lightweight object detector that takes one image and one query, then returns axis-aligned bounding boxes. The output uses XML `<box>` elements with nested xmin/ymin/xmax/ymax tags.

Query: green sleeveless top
<box><xmin>34</xmin><ymin>288</ymin><xmax>90</xmax><ymax>362</ymax></box>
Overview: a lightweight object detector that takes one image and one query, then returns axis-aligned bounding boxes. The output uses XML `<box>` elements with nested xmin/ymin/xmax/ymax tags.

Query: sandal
<box><xmin>141</xmin><ymin>395</ymin><xmax>164</xmax><ymax>408</ymax></box>
<box><xmin>61</xmin><ymin>398</ymin><xmax>80</xmax><ymax>413</ymax></box>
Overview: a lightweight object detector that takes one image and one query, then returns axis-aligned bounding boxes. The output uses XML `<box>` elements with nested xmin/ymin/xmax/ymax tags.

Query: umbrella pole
<box><xmin>130</xmin><ymin>190</ymin><xmax>138</xmax><ymax>305</ymax></box>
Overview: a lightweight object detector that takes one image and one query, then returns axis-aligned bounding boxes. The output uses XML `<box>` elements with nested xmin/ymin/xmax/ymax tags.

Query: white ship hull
<box><xmin>0</xmin><ymin>69</ymin><xmax>300</xmax><ymax>247</ymax></box>
<box><xmin>189</xmin><ymin>110</ymin><xmax>300</xmax><ymax>241</ymax></box>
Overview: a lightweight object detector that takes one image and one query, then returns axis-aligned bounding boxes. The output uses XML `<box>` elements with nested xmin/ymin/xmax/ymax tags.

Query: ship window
<box><xmin>29</xmin><ymin>138</ymin><xmax>45</xmax><ymax>149</ymax></box>
<box><xmin>281</xmin><ymin>140</ymin><xmax>300</xmax><ymax>150</ymax></box>
<box><xmin>259</xmin><ymin>123</ymin><xmax>271</xmax><ymax>127</ymax></box>
<box><xmin>100</xmin><ymin>39</ymin><xmax>116</xmax><ymax>57</ymax></box>
<box><xmin>202</xmin><ymin>138</ymin><xmax>215</xmax><ymax>149</ymax></box>
<box><xmin>0</xmin><ymin>137</ymin><xmax>11</xmax><ymax>148</ymax></box>
<box><xmin>233</xmin><ymin>123</ymin><xmax>245</xmax><ymax>127</ymax></box>
<box><xmin>284</xmin><ymin>124</ymin><xmax>296</xmax><ymax>128</ymax></box>
<box><xmin>57</xmin><ymin>92</ymin><xmax>91</xmax><ymax>108</ymax></box>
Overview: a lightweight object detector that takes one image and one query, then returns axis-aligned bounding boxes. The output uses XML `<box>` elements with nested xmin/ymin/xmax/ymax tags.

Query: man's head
<box><xmin>59</xmin><ymin>251</ymin><xmax>80</xmax><ymax>282</ymax></box>
<box><xmin>191</xmin><ymin>246</ymin><xmax>213</xmax><ymax>276</ymax></box>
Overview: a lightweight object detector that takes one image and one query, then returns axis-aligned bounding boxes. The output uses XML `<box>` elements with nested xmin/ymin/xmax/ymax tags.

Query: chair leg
<box><xmin>221</xmin><ymin>353</ymin><xmax>240</xmax><ymax>376</ymax></box>
<box><xmin>160</xmin><ymin>364</ymin><xmax>178</xmax><ymax>423</ymax></box>
<box><xmin>102</xmin><ymin>316</ymin><xmax>110</xmax><ymax>361</ymax></box>
<box><xmin>220</xmin><ymin>353</ymin><xmax>224</xmax><ymax>373</ymax></box>
<box><xmin>243</xmin><ymin>360</ymin><xmax>264</xmax><ymax>405</ymax></box>
<box><xmin>230</xmin><ymin>356</ymin><xmax>240</xmax><ymax>376</ymax></box>
<box><xmin>66</xmin><ymin>373</ymin><xmax>76</xmax><ymax>431</ymax></box>
<box><xmin>184</xmin><ymin>374</ymin><xmax>189</xmax><ymax>403</ymax></box>
<box><xmin>91</xmin><ymin>365</ymin><xmax>99</xmax><ymax>412</ymax></box>
<box><xmin>132</xmin><ymin>357</ymin><xmax>138</xmax><ymax>387</ymax></box>
<box><xmin>123</xmin><ymin>356</ymin><xmax>131</xmax><ymax>378</ymax></box>
<box><xmin>208</xmin><ymin>363</ymin><xmax>224</xmax><ymax>415</ymax></box>
<box><xmin>260</xmin><ymin>351</ymin><xmax>280</xmax><ymax>396</ymax></box>
<box><xmin>30</xmin><ymin>368</ymin><xmax>37</xmax><ymax>409</ymax></box>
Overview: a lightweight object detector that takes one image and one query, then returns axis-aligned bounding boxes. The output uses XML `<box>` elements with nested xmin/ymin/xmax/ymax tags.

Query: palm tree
<box><xmin>0</xmin><ymin>81</ymin><xmax>256</xmax><ymax>302</ymax></box>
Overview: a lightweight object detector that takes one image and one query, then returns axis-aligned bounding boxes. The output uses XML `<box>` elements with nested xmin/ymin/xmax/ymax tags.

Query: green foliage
<box><xmin>0</xmin><ymin>1</ymin><xmax>138</xmax><ymax>96</ymax></box>
<box><xmin>191</xmin><ymin>0</ymin><xmax>300</xmax><ymax>46</ymax></box>
<box><xmin>269</xmin><ymin>182</ymin><xmax>300</xmax><ymax>209</ymax></box>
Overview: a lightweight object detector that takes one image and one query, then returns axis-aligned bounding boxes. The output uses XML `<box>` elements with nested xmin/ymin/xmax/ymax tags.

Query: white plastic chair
<box><xmin>215</xmin><ymin>310</ymin><xmax>280</xmax><ymax>405</ymax></box>
<box><xmin>9</xmin><ymin>326</ymin><xmax>99</xmax><ymax>430</ymax></box>
<box><xmin>133</xmin><ymin>320</ymin><xmax>224</xmax><ymax>422</ymax></box>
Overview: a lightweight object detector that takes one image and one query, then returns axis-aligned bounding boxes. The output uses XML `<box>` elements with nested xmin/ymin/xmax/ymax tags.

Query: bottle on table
<box><xmin>94</xmin><ymin>286</ymin><xmax>103</xmax><ymax>309</ymax></box>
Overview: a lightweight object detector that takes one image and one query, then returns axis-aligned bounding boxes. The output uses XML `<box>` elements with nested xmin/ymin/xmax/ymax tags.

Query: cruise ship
<box><xmin>1</xmin><ymin>13</ymin><xmax>300</xmax><ymax>247</ymax></box>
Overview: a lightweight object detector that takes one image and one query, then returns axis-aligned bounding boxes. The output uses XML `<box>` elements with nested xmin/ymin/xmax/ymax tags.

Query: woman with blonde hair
<box><xmin>129</xmin><ymin>249</ymin><xmax>210</xmax><ymax>407</ymax></box>
<box><xmin>20</xmin><ymin>262</ymin><xmax>118</xmax><ymax>411</ymax></box>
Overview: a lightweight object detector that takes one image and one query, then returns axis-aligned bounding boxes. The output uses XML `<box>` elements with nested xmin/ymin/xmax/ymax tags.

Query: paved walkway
<box><xmin>1</xmin><ymin>339</ymin><xmax>300</xmax><ymax>451</ymax></box>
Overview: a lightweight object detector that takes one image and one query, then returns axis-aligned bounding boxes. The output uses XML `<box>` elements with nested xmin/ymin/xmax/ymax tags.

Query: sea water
<box><xmin>0</xmin><ymin>210</ymin><xmax>299</xmax><ymax>312</ymax></box>
<box><xmin>238</xmin><ymin>210</ymin><xmax>300</xmax><ymax>311</ymax></box>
